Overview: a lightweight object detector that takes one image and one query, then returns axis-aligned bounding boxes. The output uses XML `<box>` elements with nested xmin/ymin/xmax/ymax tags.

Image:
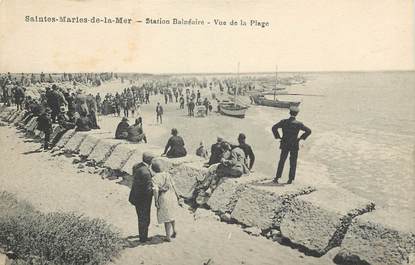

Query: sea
<box><xmin>252</xmin><ymin>71</ymin><xmax>415</xmax><ymax>211</ymax></box>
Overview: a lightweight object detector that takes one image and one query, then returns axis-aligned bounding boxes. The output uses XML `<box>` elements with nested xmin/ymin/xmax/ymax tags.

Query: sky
<box><xmin>0</xmin><ymin>0</ymin><xmax>413</xmax><ymax>73</ymax></box>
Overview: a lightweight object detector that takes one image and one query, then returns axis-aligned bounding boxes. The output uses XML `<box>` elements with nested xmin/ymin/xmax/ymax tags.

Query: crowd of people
<box><xmin>97</xmin><ymin>84</ymin><xmax>216</xmax><ymax>119</ymax></box>
<box><xmin>2</xmin><ymin>73</ymin><xmax>312</xmax><ymax>244</ymax></box>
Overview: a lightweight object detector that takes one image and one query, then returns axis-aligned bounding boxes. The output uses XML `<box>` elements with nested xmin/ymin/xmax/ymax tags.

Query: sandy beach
<box><xmin>0</xmin><ymin>125</ymin><xmax>334</xmax><ymax>265</ymax></box>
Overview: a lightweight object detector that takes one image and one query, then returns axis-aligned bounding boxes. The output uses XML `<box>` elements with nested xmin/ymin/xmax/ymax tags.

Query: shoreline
<box><xmin>1</xmin><ymin>106</ymin><xmax>414</xmax><ymax>265</ymax></box>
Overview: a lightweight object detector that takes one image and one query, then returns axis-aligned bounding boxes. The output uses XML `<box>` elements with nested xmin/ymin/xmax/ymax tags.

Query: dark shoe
<box><xmin>272</xmin><ymin>178</ymin><xmax>279</xmax><ymax>183</ymax></box>
<box><xmin>287</xmin><ymin>179</ymin><xmax>293</xmax><ymax>184</ymax></box>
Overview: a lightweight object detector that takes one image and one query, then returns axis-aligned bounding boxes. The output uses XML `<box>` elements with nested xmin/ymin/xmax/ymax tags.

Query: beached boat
<box><xmin>250</xmin><ymin>65</ymin><xmax>301</xmax><ymax>109</ymax></box>
<box><xmin>219</xmin><ymin>63</ymin><xmax>249</xmax><ymax>118</ymax></box>
<box><xmin>219</xmin><ymin>100</ymin><xmax>249</xmax><ymax>118</ymax></box>
<box><xmin>251</xmin><ymin>94</ymin><xmax>301</xmax><ymax>109</ymax></box>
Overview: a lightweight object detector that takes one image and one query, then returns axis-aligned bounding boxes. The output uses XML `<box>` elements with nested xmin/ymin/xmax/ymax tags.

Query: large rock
<box><xmin>280</xmin><ymin>188</ymin><xmax>375</xmax><ymax>256</ymax></box>
<box><xmin>0</xmin><ymin>105</ymin><xmax>7</xmax><ymax>114</ymax></box>
<box><xmin>49</xmin><ymin>125</ymin><xmax>65</xmax><ymax>144</ymax></box>
<box><xmin>103</xmin><ymin>144</ymin><xmax>137</xmax><ymax>170</ymax></box>
<box><xmin>25</xmin><ymin>117</ymin><xmax>38</xmax><ymax>132</ymax></box>
<box><xmin>13</xmin><ymin>110</ymin><xmax>27</xmax><ymax>124</ymax></box>
<box><xmin>55</xmin><ymin>129</ymin><xmax>76</xmax><ymax>148</ymax></box>
<box><xmin>121</xmin><ymin>144</ymin><xmax>163</xmax><ymax>175</ymax></box>
<box><xmin>155</xmin><ymin>155</ymin><xmax>205</xmax><ymax>167</ymax></box>
<box><xmin>337</xmin><ymin>209</ymin><xmax>415</xmax><ymax>265</ymax></box>
<box><xmin>6</xmin><ymin>110</ymin><xmax>20</xmax><ymax>122</ymax></box>
<box><xmin>207</xmin><ymin>178</ymin><xmax>246</xmax><ymax>214</ymax></box>
<box><xmin>0</xmin><ymin>108</ymin><xmax>13</xmax><ymax>120</ymax></box>
<box><xmin>2</xmin><ymin>109</ymin><xmax>16</xmax><ymax>121</ymax></box>
<box><xmin>231</xmin><ymin>183</ymin><xmax>316</xmax><ymax>230</ymax></box>
<box><xmin>166</xmin><ymin>161</ymin><xmax>208</xmax><ymax>199</ymax></box>
<box><xmin>78</xmin><ymin>135</ymin><xmax>101</xmax><ymax>157</ymax></box>
<box><xmin>63</xmin><ymin>132</ymin><xmax>88</xmax><ymax>153</ymax></box>
<box><xmin>207</xmin><ymin>174</ymin><xmax>273</xmax><ymax>214</ymax></box>
<box><xmin>87</xmin><ymin>139</ymin><xmax>123</xmax><ymax>164</ymax></box>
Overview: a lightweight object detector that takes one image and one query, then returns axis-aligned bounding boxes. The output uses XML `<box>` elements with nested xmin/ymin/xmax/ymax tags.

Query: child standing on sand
<box><xmin>151</xmin><ymin>160</ymin><xmax>183</xmax><ymax>242</ymax></box>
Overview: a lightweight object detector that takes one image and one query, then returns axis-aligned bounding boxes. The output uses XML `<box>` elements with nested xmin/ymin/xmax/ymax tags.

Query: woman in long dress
<box><xmin>151</xmin><ymin>160</ymin><xmax>183</xmax><ymax>241</ymax></box>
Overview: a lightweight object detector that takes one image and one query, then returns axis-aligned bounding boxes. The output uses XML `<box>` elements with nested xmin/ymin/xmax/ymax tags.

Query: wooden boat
<box><xmin>251</xmin><ymin>94</ymin><xmax>301</xmax><ymax>109</ymax></box>
<box><xmin>250</xmin><ymin>64</ymin><xmax>300</xmax><ymax>109</ymax></box>
<box><xmin>219</xmin><ymin>100</ymin><xmax>249</xmax><ymax>118</ymax></box>
<box><xmin>219</xmin><ymin>63</ymin><xmax>249</xmax><ymax>118</ymax></box>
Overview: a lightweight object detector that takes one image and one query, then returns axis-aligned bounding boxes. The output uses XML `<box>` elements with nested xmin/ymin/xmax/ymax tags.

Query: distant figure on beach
<box><xmin>162</xmin><ymin>128</ymin><xmax>187</xmax><ymax>158</ymax></box>
<box><xmin>179</xmin><ymin>96</ymin><xmax>185</xmax><ymax>109</ymax></box>
<box><xmin>156</xmin><ymin>102</ymin><xmax>163</xmax><ymax>124</ymax></box>
<box><xmin>196</xmin><ymin>141</ymin><xmax>209</xmax><ymax>159</ymax></box>
<box><xmin>188</xmin><ymin>100</ymin><xmax>195</xmax><ymax>117</ymax></box>
<box><xmin>14</xmin><ymin>85</ymin><xmax>25</xmax><ymax>111</ymax></box>
<box><xmin>115</xmin><ymin>117</ymin><xmax>129</xmax><ymax>139</ymax></box>
<box><xmin>128</xmin><ymin>153</ymin><xmax>154</xmax><ymax>243</ymax></box>
<box><xmin>151</xmin><ymin>160</ymin><xmax>183</xmax><ymax>242</ymax></box>
<box><xmin>271</xmin><ymin>106</ymin><xmax>311</xmax><ymax>184</ymax></box>
<box><xmin>127</xmin><ymin>117</ymin><xmax>147</xmax><ymax>143</ymax></box>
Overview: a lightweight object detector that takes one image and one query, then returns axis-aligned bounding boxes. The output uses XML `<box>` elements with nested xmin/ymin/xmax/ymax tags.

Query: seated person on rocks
<box><xmin>127</xmin><ymin>117</ymin><xmax>147</xmax><ymax>143</ymax></box>
<box><xmin>216</xmin><ymin>142</ymin><xmax>249</xmax><ymax>178</ymax></box>
<box><xmin>231</xmin><ymin>133</ymin><xmax>255</xmax><ymax>172</ymax></box>
<box><xmin>75</xmin><ymin>111</ymin><xmax>92</xmax><ymax>132</ymax></box>
<box><xmin>192</xmin><ymin>141</ymin><xmax>244</xmax><ymax>206</ymax></box>
<box><xmin>115</xmin><ymin>117</ymin><xmax>129</xmax><ymax>139</ymax></box>
<box><xmin>162</xmin><ymin>128</ymin><xmax>187</xmax><ymax>158</ymax></box>
<box><xmin>57</xmin><ymin>106</ymin><xmax>75</xmax><ymax>130</ymax></box>
<box><xmin>196</xmin><ymin>141</ymin><xmax>209</xmax><ymax>159</ymax></box>
<box><xmin>205</xmin><ymin>136</ymin><xmax>224</xmax><ymax>166</ymax></box>
<box><xmin>50</xmin><ymin>106</ymin><xmax>76</xmax><ymax>148</ymax></box>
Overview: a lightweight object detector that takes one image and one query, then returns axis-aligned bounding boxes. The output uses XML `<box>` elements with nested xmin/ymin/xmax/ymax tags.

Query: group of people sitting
<box><xmin>115</xmin><ymin>116</ymin><xmax>148</xmax><ymax>143</ymax></box>
<box><xmin>199</xmin><ymin>133</ymin><xmax>255</xmax><ymax>178</ymax></box>
<box><xmin>16</xmin><ymin>83</ymin><xmax>102</xmax><ymax>150</ymax></box>
<box><xmin>115</xmin><ymin>117</ymin><xmax>255</xmax><ymax>180</ymax></box>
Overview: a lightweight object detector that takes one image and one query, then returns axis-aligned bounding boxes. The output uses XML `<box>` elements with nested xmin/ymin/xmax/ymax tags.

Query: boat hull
<box><xmin>219</xmin><ymin>104</ymin><xmax>248</xmax><ymax>118</ymax></box>
<box><xmin>252</xmin><ymin>96</ymin><xmax>301</xmax><ymax>109</ymax></box>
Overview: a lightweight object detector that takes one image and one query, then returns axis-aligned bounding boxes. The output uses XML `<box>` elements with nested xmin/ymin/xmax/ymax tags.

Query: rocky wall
<box><xmin>280</xmin><ymin>188</ymin><xmax>375</xmax><ymax>256</ymax></box>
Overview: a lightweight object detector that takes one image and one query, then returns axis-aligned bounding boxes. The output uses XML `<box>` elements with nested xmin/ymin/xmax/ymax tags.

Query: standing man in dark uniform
<box><xmin>128</xmin><ymin>153</ymin><xmax>154</xmax><ymax>243</ymax></box>
<box><xmin>271</xmin><ymin>106</ymin><xmax>311</xmax><ymax>184</ymax></box>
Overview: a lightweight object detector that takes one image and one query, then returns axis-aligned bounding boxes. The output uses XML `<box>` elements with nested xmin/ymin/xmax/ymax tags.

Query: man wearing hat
<box><xmin>234</xmin><ymin>133</ymin><xmax>255</xmax><ymax>171</ymax></box>
<box><xmin>128</xmin><ymin>152</ymin><xmax>155</xmax><ymax>242</ymax></box>
<box><xmin>207</xmin><ymin>136</ymin><xmax>224</xmax><ymax>166</ymax></box>
<box><xmin>271</xmin><ymin>106</ymin><xmax>311</xmax><ymax>184</ymax></box>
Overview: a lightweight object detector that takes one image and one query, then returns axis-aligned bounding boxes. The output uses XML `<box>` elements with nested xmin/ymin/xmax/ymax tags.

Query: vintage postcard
<box><xmin>0</xmin><ymin>0</ymin><xmax>414</xmax><ymax>265</ymax></box>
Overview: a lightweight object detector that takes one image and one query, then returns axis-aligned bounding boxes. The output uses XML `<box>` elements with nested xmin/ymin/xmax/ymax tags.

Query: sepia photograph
<box><xmin>0</xmin><ymin>0</ymin><xmax>414</xmax><ymax>264</ymax></box>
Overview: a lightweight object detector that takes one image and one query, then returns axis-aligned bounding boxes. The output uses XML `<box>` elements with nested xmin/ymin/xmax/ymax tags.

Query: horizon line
<box><xmin>1</xmin><ymin>69</ymin><xmax>414</xmax><ymax>75</ymax></box>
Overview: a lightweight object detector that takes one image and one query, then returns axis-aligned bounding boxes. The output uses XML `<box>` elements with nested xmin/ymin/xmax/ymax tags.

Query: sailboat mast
<box><xmin>235</xmin><ymin>62</ymin><xmax>240</xmax><ymax>105</ymax></box>
<box><xmin>274</xmin><ymin>64</ymin><xmax>278</xmax><ymax>101</ymax></box>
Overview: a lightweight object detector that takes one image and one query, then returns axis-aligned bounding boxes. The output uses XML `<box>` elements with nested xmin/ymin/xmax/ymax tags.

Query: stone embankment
<box><xmin>1</xmin><ymin>106</ymin><xmax>414</xmax><ymax>265</ymax></box>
